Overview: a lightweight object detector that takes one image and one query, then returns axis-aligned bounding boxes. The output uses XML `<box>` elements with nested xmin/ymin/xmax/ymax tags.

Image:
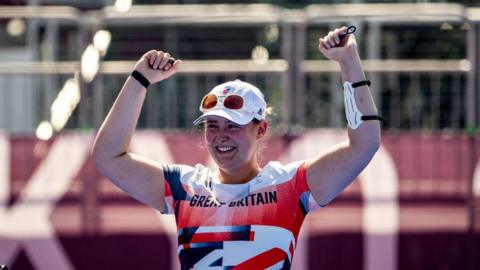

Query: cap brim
<box><xmin>193</xmin><ymin>109</ymin><xmax>254</xmax><ymax>126</ymax></box>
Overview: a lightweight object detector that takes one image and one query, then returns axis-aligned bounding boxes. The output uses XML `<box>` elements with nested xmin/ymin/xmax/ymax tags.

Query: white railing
<box><xmin>0</xmin><ymin>3</ymin><xmax>477</xmax><ymax>133</ymax></box>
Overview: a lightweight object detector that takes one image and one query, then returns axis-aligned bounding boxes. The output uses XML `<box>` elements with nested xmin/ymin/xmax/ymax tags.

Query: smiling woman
<box><xmin>91</xmin><ymin>26</ymin><xmax>381</xmax><ymax>270</ymax></box>
<box><xmin>202</xmin><ymin>115</ymin><xmax>266</xmax><ymax>185</ymax></box>
<box><xmin>194</xmin><ymin>82</ymin><xmax>273</xmax><ymax>186</ymax></box>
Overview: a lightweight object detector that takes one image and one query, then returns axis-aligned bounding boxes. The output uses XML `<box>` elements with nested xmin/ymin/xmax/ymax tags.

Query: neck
<box><xmin>218</xmin><ymin>164</ymin><xmax>260</xmax><ymax>184</ymax></box>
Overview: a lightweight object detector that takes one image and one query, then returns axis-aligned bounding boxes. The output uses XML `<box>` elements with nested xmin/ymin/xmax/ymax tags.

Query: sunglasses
<box><xmin>200</xmin><ymin>94</ymin><xmax>244</xmax><ymax>111</ymax></box>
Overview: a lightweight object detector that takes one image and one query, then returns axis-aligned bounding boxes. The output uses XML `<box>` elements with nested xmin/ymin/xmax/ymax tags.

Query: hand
<box><xmin>318</xmin><ymin>26</ymin><xmax>358</xmax><ymax>63</ymax></box>
<box><xmin>133</xmin><ymin>50</ymin><xmax>182</xmax><ymax>84</ymax></box>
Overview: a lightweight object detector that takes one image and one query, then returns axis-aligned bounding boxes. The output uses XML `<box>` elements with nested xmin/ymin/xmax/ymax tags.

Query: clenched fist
<box><xmin>318</xmin><ymin>26</ymin><xmax>358</xmax><ymax>63</ymax></box>
<box><xmin>133</xmin><ymin>50</ymin><xmax>182</xmax><ymax>84</ymax></box>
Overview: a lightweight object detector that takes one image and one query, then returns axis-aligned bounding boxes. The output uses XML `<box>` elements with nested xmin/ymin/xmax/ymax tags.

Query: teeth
<box><xmin>217</xmin><ymin>146</ymin><xmax>234</xmax><ymax>152</ymax></box>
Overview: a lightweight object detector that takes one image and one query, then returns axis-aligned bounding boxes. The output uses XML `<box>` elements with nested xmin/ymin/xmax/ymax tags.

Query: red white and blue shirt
<box><xmin>162</xmin><ymin>161</ymin><xmax>321</xmax><ymax>270</ymax></box>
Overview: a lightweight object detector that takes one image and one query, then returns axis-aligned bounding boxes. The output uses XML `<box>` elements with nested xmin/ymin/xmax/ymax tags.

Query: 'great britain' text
<box><xmin>189</xmin><ymin>191</ymin><xmax>277</xmax><ymax>207</ymax></box>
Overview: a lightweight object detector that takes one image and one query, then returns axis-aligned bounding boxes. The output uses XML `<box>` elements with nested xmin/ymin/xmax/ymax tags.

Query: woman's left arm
<box><xmin>306</xmin><ymin>27</ymin><xmax>381</xmax><ymax>206</ymax></box>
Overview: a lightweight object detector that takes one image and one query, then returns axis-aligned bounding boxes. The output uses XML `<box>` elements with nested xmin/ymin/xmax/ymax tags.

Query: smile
<box><xmin>216</xmin><ymin>146</ymin><xmax>236</xmax><ymax>153</ymax></box>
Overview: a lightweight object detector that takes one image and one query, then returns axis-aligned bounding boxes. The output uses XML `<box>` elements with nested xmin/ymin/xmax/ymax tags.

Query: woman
<box><xmin>92</xmin><ymin>26</ymin><xmax>381</xmax><ymax>269</ymax></box>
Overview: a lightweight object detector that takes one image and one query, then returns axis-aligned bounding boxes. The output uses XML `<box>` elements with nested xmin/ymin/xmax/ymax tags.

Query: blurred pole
<box><xmin>78</xmin><ymin>19</ymin><xmax>91</xmax><ymax>130</ymax></box>
<box><xmin>430</xmin><ymin>73</ymin><xmax>441</xmax><ymax>130</ymax></box>
<box><xmin>25</xmin><ymin>0</ymin><xmax>40</xmax><ymax>133</ymax></box>
<box><xmin>467</xmin><ymin>24</ymin><xmax>476</xmax><ymax>127</ymax></box>
<box><xmin>385</xmin><ymin>31</ymin><xmax>400</xmax><ymax>129</ymax></box>
<box><xmin>78</xmin><ymin>18</ymin><xmax>98</xmax><ymax>236</ymax></box>
<box><xmin>294</xmin><ymin>22</ymin><xmax>306</xmax><ymax>128</ymax></box>
<box><xmin>90</xmin><ymin>21</ymin><xmax>105</xmax><ymax>237</ymax></box>
<box><xmin>43</xmin><ymin>20</ymin><xmax>59</xmax><ymax>124</ymax></box>
<box><xmin>476</xmin><ymin>21</ymin><xmax>480</xmax><ymax>127</ymax></box>
<box><xmin>452</xmin><ymin>74</ymin><xmax>461</xmax><ymax>130</ymax></box>
<box><xmin>409</xmin><ymin>73</ymin><xmax>421</xmax><ymax>129</ymax></box>
<box><xmin>466</xmin><ymin>19</ymin><xmax>478</xmax><ymax>270</ymax></box>
<box><xmin>91</xmin><ymin>20</ymin><xmax>105</xmax><ymax>130</ymax></box>
<box><xmin>281</xmin><ymin>22</ymin><xmax>293</xmax><ymax>132</ymax></box>
<box><xmin>92</xmin><ymin>67</ymin><xmax>104</xmax><ymax>129</ymax></box>
<box><xmin>367</xmin><ymin>21</ymin><xmax>382</xmax><ymax>120</ymax></box>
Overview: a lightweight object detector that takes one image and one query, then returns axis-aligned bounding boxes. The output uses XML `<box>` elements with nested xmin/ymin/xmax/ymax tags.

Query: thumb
<box><xmin>161</xmin><ymin>59</ymin><xmax>182</xmax><ymax>79</ymax></box>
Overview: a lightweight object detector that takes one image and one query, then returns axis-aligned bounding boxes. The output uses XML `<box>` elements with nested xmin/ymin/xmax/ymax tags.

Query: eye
<box><xmin>206</xmin><ymin>124</ymin><xmax>218</xmax><ymax>130</ymax></box>
<box><xmin>228</xmin><ymin>124</ymin><xmax>240</xmax><ymax>129</ymax></box>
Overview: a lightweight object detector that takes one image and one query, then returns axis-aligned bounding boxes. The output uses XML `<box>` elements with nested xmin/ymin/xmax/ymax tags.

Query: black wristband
<box><xmin>361</xmin><ymin>115</ymin><xmax>386</xmax><ymax>124</ymax></box>
<box><xmin>130</xmin><ymin>70</ymin><xmax>150</xmax><ymax>88</ymax></box>
<box><xmin>351</xmin><ymin>80</ymin><xmax>371</xmax><ymax>88</ymax></box>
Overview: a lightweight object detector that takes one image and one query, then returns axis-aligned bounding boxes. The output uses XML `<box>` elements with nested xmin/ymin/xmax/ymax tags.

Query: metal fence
<box><xmin>1</xmin><ymin>4</ymin><xmax>479</xmax><ymax>269</ymax></box>
<box><xmin>0</xmin><ymin>3</ymin><xmax>479</xmax><ymax>134</ymax></box>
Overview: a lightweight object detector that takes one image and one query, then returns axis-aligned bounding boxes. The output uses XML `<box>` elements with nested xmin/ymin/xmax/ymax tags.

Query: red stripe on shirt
<box><xmin>231</xmin><ymin>247</ymin><xmax>287</xmax><ymax>270</ymax></box>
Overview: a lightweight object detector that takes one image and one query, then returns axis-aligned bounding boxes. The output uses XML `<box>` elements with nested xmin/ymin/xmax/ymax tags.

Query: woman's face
<box><xmin>204</xmin><ymin>116</ymin><xmax>266</xmax><ymax>173</ymax></box>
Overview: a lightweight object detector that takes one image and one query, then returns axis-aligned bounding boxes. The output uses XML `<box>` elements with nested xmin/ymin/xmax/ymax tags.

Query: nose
<box><xmin>213</xmin><ymin>127</ymin><xmax>232</xmax><ymax>141</ymax></box>
<box><xmin>216</xmin><ymin>132</ymin><xmax>230</xmax><ymax>142</ymax></box>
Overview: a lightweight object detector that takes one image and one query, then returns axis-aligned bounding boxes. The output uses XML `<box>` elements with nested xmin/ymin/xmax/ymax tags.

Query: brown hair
<box><xmin>253</xmin><ymin>106</ymin><xmax>274</xmax><ymax>164</ymax></box>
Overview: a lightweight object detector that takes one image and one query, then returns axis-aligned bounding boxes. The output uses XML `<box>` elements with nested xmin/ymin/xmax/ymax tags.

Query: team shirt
<box><xmin>162</xmin><ymin>161</ymin><xmax>321</xmax><ymax>270</ymax></box>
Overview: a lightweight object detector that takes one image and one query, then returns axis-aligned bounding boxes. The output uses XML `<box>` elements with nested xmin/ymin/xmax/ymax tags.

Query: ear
<box><xmin>256</xmin><ymin>121</ymin><xmax>268</xmax><ymax>139</ymax></box>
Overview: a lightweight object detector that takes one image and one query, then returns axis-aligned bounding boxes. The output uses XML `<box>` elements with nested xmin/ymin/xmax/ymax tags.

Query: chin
<box><xmin>215</xmin><ymin>159</ymin><xmax>243</xmax><ymax>172</ymax></box>
<box><xmin>215</xmin><ymin>160</ymin><xmax>235</xmax><ymax>170</ymax></box>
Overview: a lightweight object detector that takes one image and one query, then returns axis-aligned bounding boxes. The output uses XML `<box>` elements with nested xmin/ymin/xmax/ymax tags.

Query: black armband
<box><xmin>361</xmin><ymin>115</ymin><xmax>386</xmax><ymax>125</ymax></box>
<box><xmin>351</xmin><ymin>80</ymin><xmax>371</xmax><ymax>88</ymax></box>
<box><xmin>130</xmin><ymin>70</ymin><xmax>150</xmax><ymax>89</ymax></box>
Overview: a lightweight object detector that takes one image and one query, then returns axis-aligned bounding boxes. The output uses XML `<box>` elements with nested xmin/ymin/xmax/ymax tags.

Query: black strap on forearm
<box><xmin>361</xmin><ymin>115</ymin><xmax>386</xmax><ymax>124</ymax></box>
<box><xmin>130</xmin><ymin>70</ymin><xmax>150</xmax><ymax>88</ymax></box>
<box><xmin>351</xmin><ymin>80</ymin><xmax>371</xmax><ymax>88</ymax></box>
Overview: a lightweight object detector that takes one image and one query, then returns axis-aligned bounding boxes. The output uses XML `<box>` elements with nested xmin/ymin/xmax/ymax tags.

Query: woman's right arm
<box><xmin>91</xmin><ymin>50</ymin><xmax>182</xmax><ymax>211</ymax></box>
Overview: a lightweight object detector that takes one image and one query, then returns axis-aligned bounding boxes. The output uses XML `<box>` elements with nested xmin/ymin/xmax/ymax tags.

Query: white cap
<box><xmin>193</xmin><ymin>79</ymin><xmax>267</xmax><ymax>126</ymax></box>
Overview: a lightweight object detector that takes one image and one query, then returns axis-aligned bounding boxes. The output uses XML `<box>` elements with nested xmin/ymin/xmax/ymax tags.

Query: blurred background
<box><xmin>0</xmin><ymin>0</ymin><xmax>479</xmax><ymax>269</ymax></box>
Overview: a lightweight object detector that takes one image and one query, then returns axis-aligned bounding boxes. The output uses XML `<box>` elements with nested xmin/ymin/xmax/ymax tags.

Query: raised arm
<box><xmin>91</xmin><ymin>50</ymin><xmax>181</xmax><ymax>211</ymax></box>
<box><xmin>306</xmin><ymin>27</ymin><xmax>381</xmax><ymax>206</ymax></box>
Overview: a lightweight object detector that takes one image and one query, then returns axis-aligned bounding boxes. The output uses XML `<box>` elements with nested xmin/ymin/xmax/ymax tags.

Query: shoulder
<box><xmin>162</xmin><ymin>163</ymin><xmax>212</xmax><ymax>184</ymax></box>
<box><xmin>260</xmin><ymin>160</ymin><xmax>308</xmax><ymax>184</ymax></box>
<box><xmin>264</xmin><ymin>160</ymin><xmax>307</xmax><ymax>174</ymax></box>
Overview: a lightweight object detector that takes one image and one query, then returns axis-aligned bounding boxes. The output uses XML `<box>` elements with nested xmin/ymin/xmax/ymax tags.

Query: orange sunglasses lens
<box><xmin>201</xmin><ymin>94</ymin><xmax>218</xmax><ymax>109</ymax></box>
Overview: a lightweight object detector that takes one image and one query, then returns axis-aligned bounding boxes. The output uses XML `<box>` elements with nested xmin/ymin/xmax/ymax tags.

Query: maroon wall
<box><xmin>1</xmin><ymin>131</ymin><xmax>479</xmax><ymax>270</ymax></box>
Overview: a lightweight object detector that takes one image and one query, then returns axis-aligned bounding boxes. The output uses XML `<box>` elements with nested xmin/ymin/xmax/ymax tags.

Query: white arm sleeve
<box><xmin>343</xmin><ymin>81</ymin><xmax>364</xmax><ymax>129</ymax></box>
